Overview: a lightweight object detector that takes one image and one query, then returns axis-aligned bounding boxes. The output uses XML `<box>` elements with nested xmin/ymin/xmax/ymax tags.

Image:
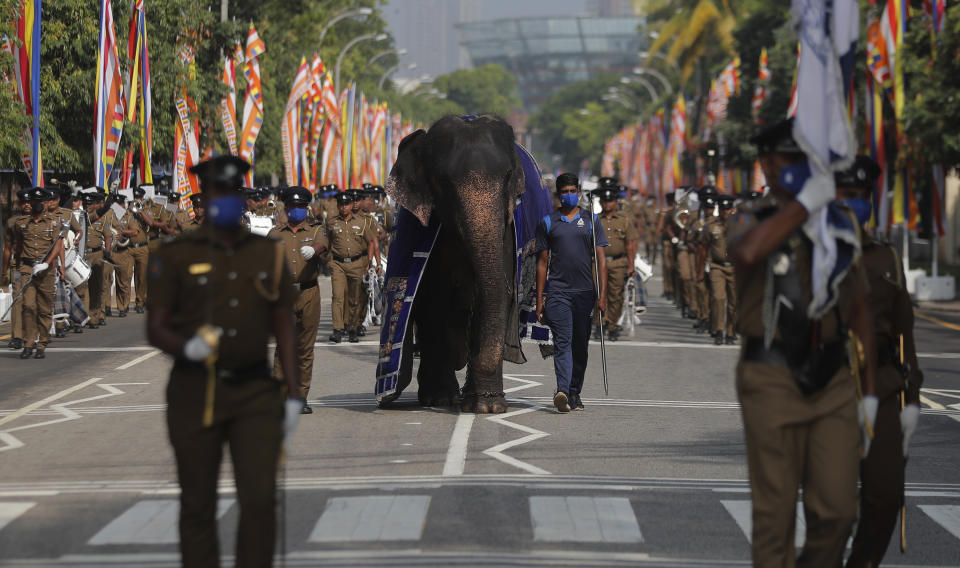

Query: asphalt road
<box><xmin>0</xmin><ymin>269</ymin><xmax>958</xmax><ymax>567</ymax></box>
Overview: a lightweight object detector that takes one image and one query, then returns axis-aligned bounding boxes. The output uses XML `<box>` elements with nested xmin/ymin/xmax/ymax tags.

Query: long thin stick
<box><xmin>583</xmin><ymin>184</ymin><xmax>609</xmax><ymax>396</ymax></box>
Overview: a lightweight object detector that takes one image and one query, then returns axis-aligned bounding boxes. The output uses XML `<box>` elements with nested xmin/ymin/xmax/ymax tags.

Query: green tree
<box><xmin>0</xmin><ymin>0</ymin><xmax>31</xmax><ymax>176</ymax></box>
<box><xmin>431</xmin><ymin>64</ymin><xmax>521</xmax><ymax>118</ymax></box>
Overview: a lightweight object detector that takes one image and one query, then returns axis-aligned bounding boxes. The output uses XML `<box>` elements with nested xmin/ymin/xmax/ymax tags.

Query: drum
<box><xmin>63</xmin><ymin>249</ymin><xmax>92</xmax><ymax>288</ymax></box>
<box><xmin>245</xmin><ymin>213</ymin><xmax>274</xmax><ymax>237</ymax></box>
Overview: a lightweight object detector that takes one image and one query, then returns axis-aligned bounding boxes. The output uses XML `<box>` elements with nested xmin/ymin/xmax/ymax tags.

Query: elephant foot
<box><xmin>417</xmin><ymin>384</ymin><xmax>461</xmax><ymax>407</ymax></box>
<box><xmin>460</xmin><ymin>392</ymin><xmax>508</xmax><ymax>414</ymax></box>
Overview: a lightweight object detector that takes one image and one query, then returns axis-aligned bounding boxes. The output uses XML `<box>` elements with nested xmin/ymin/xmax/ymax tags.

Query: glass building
<box><xmin>457</xmin><ymin>16</ymin><xmax>645</xmax><ymax>111</ymax></box>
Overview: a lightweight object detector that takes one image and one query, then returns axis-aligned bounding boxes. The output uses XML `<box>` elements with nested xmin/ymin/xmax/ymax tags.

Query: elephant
<box><xmin>376</xmin><ymin>114</ymin><xmax>552</xmax><ymax>414</ymax></box>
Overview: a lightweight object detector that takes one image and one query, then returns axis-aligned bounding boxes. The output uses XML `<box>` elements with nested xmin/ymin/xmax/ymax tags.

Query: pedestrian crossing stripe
<box><xmin>0</xmin><ymin>502</ymin><xmax>35</xmax><ymax>532</ymax></box>
<box><xmin>0</xmin><ymin>497</ymin><xmax>959</xmax><ymax>548</ymax></box>
<box><xmin>88</xmin><ymin>499</ymin><xmax>235</xmax><ymax>545</ymax></box>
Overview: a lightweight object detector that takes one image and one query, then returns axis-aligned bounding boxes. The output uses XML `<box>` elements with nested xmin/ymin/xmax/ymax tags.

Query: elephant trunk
<box><xmin>454</xmin><ymin>171</ymin><xmax>510</xmax><ymax>395</ymax></box>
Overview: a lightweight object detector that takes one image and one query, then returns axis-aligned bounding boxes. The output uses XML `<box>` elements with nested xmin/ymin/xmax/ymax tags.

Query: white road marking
<box><xmin>88</xmin><ymin>499</ymin><xmax>234</xmax><ymax>545</ymax></box>
<box><xmin>529</xmin><ymin>496</ymin><xmax>642</xmax><ymax>543</ymax></box>
<box><xmin>721</xmin><ymin>500</ymin><xmax>838</xmax><ymax>550</ymax></box>
<box><xmin>481</xmin><ymin>375</ymin><xmax>551</xmax><ymax>475</ymax></box>
<box><xmin>308</xmin><ymin>495</ymin><xmax>430</xmax><ymax>542</ymax></box>
<box><xmin>918</xmin><ymin>505</ymin><xmax>960</xmax><ymax>540</ymax></box>
<box><xmin>920</xmin><ymin>394</ymin><xmax>946</xmax><ymax>410</ymax></box>
<box><xmin>41</xmin><ymin>346</ymin><xmax>155</xmax><ymax>352</ymax></box>
<box><xmin>0</xmin><ymin>502</ymin><xmax>36</xmax><ymax>532</ymax></box>
<box><xmin>114</xmin><ymin>350</ymin><xmax>160</xmax><ymax>370</ymax></box>
<box><xmin>405</xmin><ymin>422</ymin><xmax>422</xmax><ymax>425</ymax></box>
<box><xmin>441</xmin><ymin>414</ymin><xmax>475</xmax><ymax>477</ymax></box>
<box><xmin>0</xmin><ymin>383</ymin><xmax>137</xmax><ymax>452</ymax></box>
<box><xmin>0</xmin><ymin>377</ymin><xmax>104</xmax><ymax>429</ymax></box>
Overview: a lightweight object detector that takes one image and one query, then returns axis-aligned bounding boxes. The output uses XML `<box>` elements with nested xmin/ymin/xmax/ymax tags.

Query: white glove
<box><xmin>31</xmin><ymin>262</ymin><xmax>49</xmax><ymax>274</ymax></box>
<box><xmin>284</xmin><ymin>398</ymin><xmax>304</xmax><ymax>445</ymax></box>
<box><xmin>795</xmin><ymin>171</ymin><xmax>834</xmax><ymax>214</ymax></box>
<box><xmin>299</xmin><ymin>245</ymin><xmax>315</xmax><ymax>260</ymax></box>
<box><xmin>901</xmin><ymin>403</ymin><xmax>920</xmax><ymax>456</ymax></box>
<box><xmin>183</xmin><ymin>334</ymin><xmax>213</xmax><ymax>362</ymax></box>
<box><xmin>857</xmin><ymin>395</ymin><xmax>879</xmax><ymax>458</ymax></box>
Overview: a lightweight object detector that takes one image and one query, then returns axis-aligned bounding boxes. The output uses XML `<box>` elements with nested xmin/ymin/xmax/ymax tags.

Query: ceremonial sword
<box><xmin>583</xmin><ymin>183</ymin><xmax>609</xmax><ymax>396</ymax></box>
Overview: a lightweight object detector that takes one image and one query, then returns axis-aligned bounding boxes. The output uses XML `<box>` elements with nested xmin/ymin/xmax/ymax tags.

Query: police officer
<box><xmin>2</xmin><ymin>188</ymin><xmax>32</xmax><ymax>349</ymax></box>
<box><xmin>267</xmin><ymin>187</ymin><xmax>328</xmax><ymax>414</ymax></box>
<box><xmin>640</xmin><ymin>195</ymin><xmax>659</xmax><ymax>264</ymax></box>
<box><xmin>180</xmin><ymin>193</ymin><xmax>205</xmax><ymax>232</ymax></box>
<box><xmin>658</xmin><ymin>192</ymin><xmax>677</xmax><ymax>303</ymax></box>
<box><xmin>691</xmin><ymin>188</ymin><xmax>717</xmax><ymax>333</ymax></box>
<box><xmin>12</xmin><ymin>188</ymin><xmax>65</xmax><ymax>359</ymax></box>
<box><xmin>837</xmin><ymin>156</ymin><xmax>923</xmax><ymax>568</ymax></box>
<box><xmin>76</xmin><ymin>191</ymin><xmax>118</xmax><ymax>329</ymax></box>
<box><xmin>706</xmin><ymin>195</ymin><xmax>737</xmax><ymax>345</ymax></box>
<box><xmin>141</xmin><ymin>185</ymin><xmax>176</xmax><ymax>252</ymax></box>
<box><xmin>727</xmin><ymin>118</ymin><xmax>878</xmax><ymax>566</ymax></box>
<box><xmin>595</xmin><ymin>182</ymin><xmax>638</xmax><ymax>342</ymax></box>
<box><xmin>122</xmin><ymin>186</ymin><xmax>152</xmax><ymax>313</ymax></box>
<box><xmin>351</xmin><ymin>188</ymin><xmax>384</xmax><ymax>336</ymax></box>
<box><xmin>110</xmin><ymin>193</ymin><xmax>146</xmax><ymax>317</ymax></box>
<box><xmin>673</xmin><ymin>193</ymin><xmax>695</xmax><ymax>318</ymax></box>
<box><xmin>327</xmin><ymin>191</ymin><xmax>378</xmax><ymax>343</ymax></box>
<box><xmin>146</xmin><ymin>155</ymin><xmax>302</xmax><ymax>568</ymax></box>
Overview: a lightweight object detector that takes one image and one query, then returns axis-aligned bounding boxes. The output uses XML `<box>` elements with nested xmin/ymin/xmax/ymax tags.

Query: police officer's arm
<box><xmin>625</xmin><ymin>221</ymin><xmax>639</xmax><ymax>277</ymax></box>
<box><xmin>893</xmin><ymin>279</ymin><xmax>923</xmax><ymax>404</ymax></box>
<box><xmin>1</xmin><ymin>228</ymin><xmax>12</xmax><ymax>286</ymax></box>
<box><xmin>729</xmin><ymin>200</ymin><xmax>808</xmax><ymax>268</ymax></box>
<box><xmin>272</xmin><ymin>305</ymin><xmax>300</xmax><ymax>399</ymax></box>
<box><xmin>534</xmin><ymin>219</ymin><xmax>550</xmax><ymax>322</ymax></box>
<box><xmin>849</xmin><ymin>294</ymin><xmax>877</xmax><ymax>397</ymax></box>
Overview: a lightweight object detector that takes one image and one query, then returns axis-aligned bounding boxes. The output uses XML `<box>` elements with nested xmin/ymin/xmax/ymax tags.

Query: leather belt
<box><xmin>294</xmin><ymin>280</ymin><xmax>318</xmax><ymax>292</ymax></box>
<box><xmin>19</xmin><ymin>258</ymin><xmax>39</xmax><ymax>267</ymax></box>
<box><xmin>334</xmin><ymin>253</ymin><xmax>365</xmax><ymax>263</ymax></box>
<box><xmin>87</xmin><ymin>247</ymin><xmax>103</xmax><ymax>253</ymax></box>
<box><xmin>174</xmin><ymin>359</ymin><xmax>272</xmax><ymax>386</ymax></box>
<box><xmin>743</xmin><ymin>337</ymin><xmax>847</xmax><ymax>397</ymax></box>
<box><xmin>129</xmin><ymin>242</ymin><xmax>148</xmax><ymax>249</ymax></box>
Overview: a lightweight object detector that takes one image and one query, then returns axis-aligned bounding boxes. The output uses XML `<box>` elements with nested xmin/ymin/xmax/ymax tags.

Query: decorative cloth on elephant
<box><xmin>375</xmin><ymin>141</ymin><xmax>553</xmax><ymax>400</ymax></box>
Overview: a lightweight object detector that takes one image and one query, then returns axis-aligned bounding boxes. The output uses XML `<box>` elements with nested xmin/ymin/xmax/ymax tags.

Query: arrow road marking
<box><xmin>481</xmin><ymin>374</ymin><xmax>551</xmax><ymax>475</ymax></box>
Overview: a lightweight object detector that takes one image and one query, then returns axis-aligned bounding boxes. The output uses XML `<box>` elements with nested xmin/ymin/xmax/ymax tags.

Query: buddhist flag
<box><xmin>94</xmin><ymin>0</ymin><xmax>126</xmax><ymax>188</ymax></box>
<box><xmin>8</xmin><ymin>1</ymin><xmax>42</xmax><ymax>185</ymax></box>
<box><xmin>238</xmin><ymin>23</ymin><xmax>265</xmax><ymax>185</ymax></box>
<box><xmin>752</xmin><ymin>48</ymin><xmax>770</xmax><ymax>123</ymax></box>
<box><xmin>173</xmin><ymin>42</ymin><xmax>199</xmax><ymax>199</ymax></box>
<box><xmin>786</xmin><ymin>43</ymin><xmax>800</xmax><ymax>118</ymax></box>
<box><xmin>126</xmin><ymin>0</ymin><xmax>152</xmax><ymax>183</ymax></box>
<box><xmin>220</xmin><ymin>43</ymin><xmax>241</xmax><ymax>156</ymax></box>
<box><xmin>280</xmin><ymin>56</ymin><xmax>310</xmax><ymax>186</ymax></box>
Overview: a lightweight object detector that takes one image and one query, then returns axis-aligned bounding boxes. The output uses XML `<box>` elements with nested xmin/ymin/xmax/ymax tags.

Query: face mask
<box><xmin>559</xmin><ymin>193</ymin><xmax>579</xmax><ymax>208</ymax></box>
<box><xmin>287</xmin><ymin>207</ymin><xmax>307</xmax><ymax>223</ymax></box>
<box><xmin>208</xmin><ymin>194</ymin><xmax>246</xmax><ymax>228</ymax></box>
<box><xmin>840</xmin><ymin>197</ymin><xmax>872</xmax><ymax>225</ymax></box>
<box><xmin>779</xmin><ymin>162</ymin><xmax>811</xmax><ymax>195</ymax></box>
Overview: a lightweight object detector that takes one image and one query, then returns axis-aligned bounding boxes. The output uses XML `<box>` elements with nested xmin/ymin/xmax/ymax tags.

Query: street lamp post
<box><xmin>638</xmin><ymin>50</ymin><xmax>681</xmax><ymax>75</ymax></box>
<box><xmin>620</xmin><ymin>76</ymin><xmax>660</xmax><ymax>103</ymax></box>
<box><xmin>318</xmin><ymin>7</ymin><xmax>374</xmax><ymax>51</ymax></box>
<box><xmin>632</xmin><ymin>67</ymin><xmax>672</xmax><ymax>96</ymax></box>
<box><xmin>378</xmin><ymin>62</ymin><xmax>417</xmax><ymax>90</ymax></box>
<box><xmin>368</xmin><ymin>47</ymin><xmax>406</xmax><ymax>66</ymax></box>
<box><xmin>335</xmin><ymin>32</ymin><xmax>388</xmax><ymax>92</ymax></box>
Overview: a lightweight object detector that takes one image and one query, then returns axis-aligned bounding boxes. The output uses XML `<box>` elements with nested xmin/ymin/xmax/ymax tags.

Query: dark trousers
<box><xmin>545</xmin><ymin>289</ymin><xmax>595</xmax><ymax>396</ymax></box>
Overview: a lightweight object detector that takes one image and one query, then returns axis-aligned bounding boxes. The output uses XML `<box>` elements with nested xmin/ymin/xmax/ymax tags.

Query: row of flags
<box><xmin>4</xmin><ymin>0</ymin><xmax>43</xmax><ymax>187</ymax></box>
<box><xmin>601</xmin><ymin>0</ymin><xmax>946</xmax><ymax>239</ymax></box>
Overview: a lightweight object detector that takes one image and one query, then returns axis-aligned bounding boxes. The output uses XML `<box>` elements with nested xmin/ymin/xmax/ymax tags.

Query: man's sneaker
<box><xmin>572</xmin><ymin>394</ymin><xmax>585</xmax><ymax>411</ymax></box>
<box><xmin>553</xmin><ymin>391</ymin><xmax>571</xmax><ymax>413</ymax></box>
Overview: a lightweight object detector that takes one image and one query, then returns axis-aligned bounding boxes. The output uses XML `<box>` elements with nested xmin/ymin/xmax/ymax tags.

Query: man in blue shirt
<box><xmin>535</xmin><ymin>173</ymin><xmax>608</xmax><ymax>412</ymax></box>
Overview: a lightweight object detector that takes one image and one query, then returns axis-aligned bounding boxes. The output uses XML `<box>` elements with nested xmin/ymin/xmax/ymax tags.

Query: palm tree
<box><xmin>642</xmin><ymin>0</ymin><xmax>738</xmax><ymax>87</ymax></box>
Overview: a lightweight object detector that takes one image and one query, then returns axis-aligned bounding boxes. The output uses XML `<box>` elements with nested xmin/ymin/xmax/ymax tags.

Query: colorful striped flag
<box><xmin>6</xmin><ymin>2</ymin><xmax>42</xmax><ymax>185</ymax></box>
<box><xmin>882</xmin><ymin>0</ymin><xmax>918</xmax><ymax>228</ymax></box>
<box><xmin>173</xmin><ymin>42</ymin><xmax>199</xmax><ymax>200</ymax></box>
<box><xmin>94</xmin><ymin>0</ymin><xmax>126</xmax><ymax>188</ymax></box>
<box><xmin>238</xmin><ymin>23</ymin><xmax>265</xmax><ymax>185</ymax></box>
<box><xmin>786</xmin><ymin>43</ymin><xmax>800</xmax><ymax>118</ymax></box>
<box><xmin>220</xmin><ymin>43</ymin><xmax>241</xmax><ymax>156</ymax></box>
<box><xmin>280</xmin><ymin>56</ymin><xmax>310</xmax><ymax>186</ymax></box>
<box><xmin>126</xmin><ymin>0</ymin><xmax>152</xmax><ymax>183</ymax></box>
<box><xmin>752</xmin><ymin>48</ymin><xmax>770</xmax><ymax>124</ymax></box>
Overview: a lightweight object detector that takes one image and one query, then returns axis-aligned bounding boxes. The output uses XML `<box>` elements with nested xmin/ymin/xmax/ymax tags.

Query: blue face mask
<box><xmin>559</xmin><ymin>193</ymin><xmax>579</xmax><ymax>208</ymax></box>
<box><xmin>840</xmin><ymin>197</ymin><xmax>873</xmax><ymax>225</ymax></box>
<box><xmin>287</xmin><ymin>207</ymin><xmax>307</xmax><ymax>223</ymax></box>
<box><xmin>207</xmin><ymin>194</ymin><xmax>246</xmax><ymax>228</ymax></box>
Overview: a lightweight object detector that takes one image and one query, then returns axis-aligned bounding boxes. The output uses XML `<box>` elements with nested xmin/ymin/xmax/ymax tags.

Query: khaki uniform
<box><xmin>327</xmin><ymin>213</ymin><xmax>376</xmax><ymax>332</ymax></box>
<box><xmin>728</xmin><ymin>194</ymin><xmax>865</xmax><ymax>567</ymax></box>
<box><xmin>659</xmin><ymin>207</ymin><xmax>676</xmax><ymax>297</ymax></box>
<box><xmin>80</xmin><ymin>209</ymin><xmax>121</xmax><ymax>323</ymax></box>
<box><xmin>128</xmin><ymin>209</ymin><xmax>151</xmax><ymax>308</ymax></box>
<box><xmin>5</xmin><ymin>215</ymin><xmax>26</xmax><ymax>342</ymax></box>
<box><xmin>847</xmin><ymin>237</ymin><xmax>923</xmax><ymax>567</ymax></box>
<box><xmin>321</xmin><ymin>198</ymin><xmax>339</xmax><ymax>225</ymax></box>
<box><xmin>174</xmin><ymin>209</ymin><xmax>192</xmax><ymax>234</ymax></box>
<box><xmin>690</xmin><ymin>217</ymin><xmax>711</xmax><ymax>321</ymax></box>
<box><xmin>267</xmin><ymin>222</ymin><xmax>328</xmax><ymax>399</ymax></box>
<box><xmin>13</xmin><ymin>214</ymin><xmax>61</xmax><ymax>348</ymax></box>
<box><xmin>642</xmin><ymin>205</ymin><xmax>660</xmax><ymax>263</ymax></box>
<box><xmin>145</xmin><ymin>201</ymin><xmax>175</xmax><ymax>253</ymax></box>
<box><xmin>675</xmin><ymin>217</ymin><xmax>695</xmax><ymax>312</ymax></box>
<box><xmin>599</xmin><ymin>211</ymin><xmax>638</xmax><ymax>329</ymax></box>
<box><xmin>705</xmin><ymin>217</ymin><xmax>736</xmax><ymax>337</ymax></box>
<box><xmin>147</xmin><ymin>225</ymin><xmax>294</xmax><ymax>568</ymax></box>
<box><xmin>111</xmin><ymin>209</ymin><xmax>147</xmax><ymax>312</ymax></box>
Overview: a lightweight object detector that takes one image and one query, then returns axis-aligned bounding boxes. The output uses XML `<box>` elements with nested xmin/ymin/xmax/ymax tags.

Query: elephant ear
<box><xmin>385</xmin><ymin>129</ymin><xmax>432</xmax><ymax>226</ymax></box>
